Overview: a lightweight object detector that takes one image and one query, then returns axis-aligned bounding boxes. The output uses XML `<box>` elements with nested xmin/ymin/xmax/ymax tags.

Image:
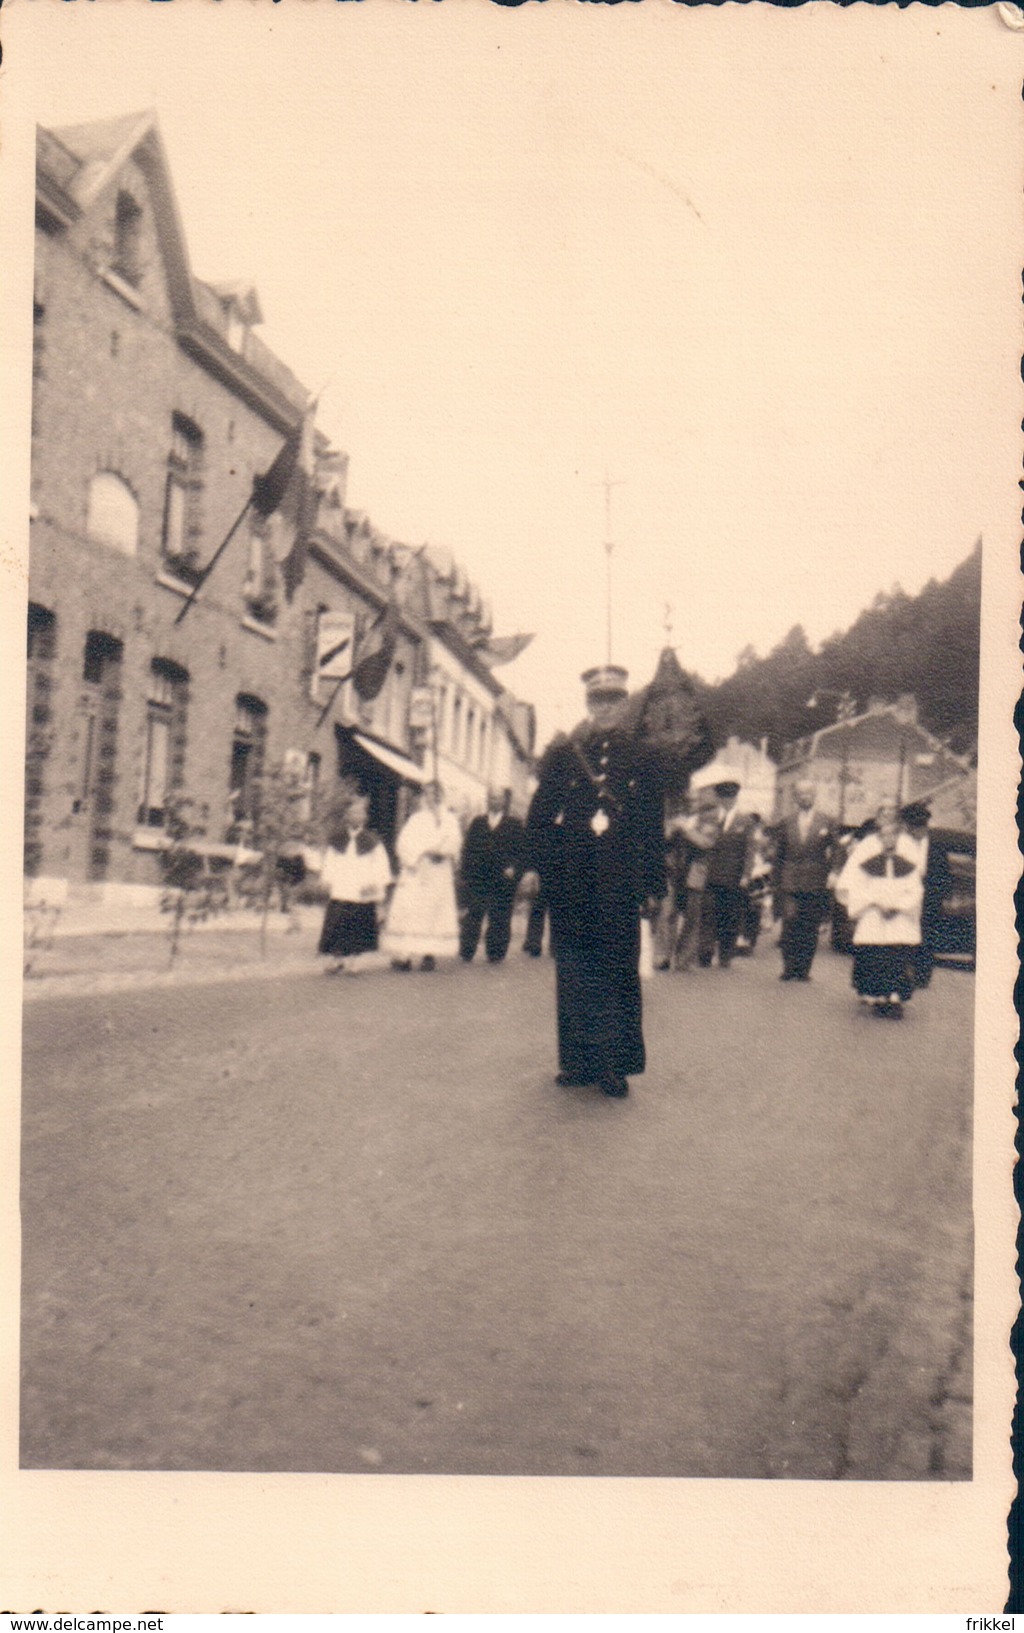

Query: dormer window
<box><xmin>112</xmin><ymin>190</ymin><xmax>143</xmax><ymax>288</ymax></box>
<box><xmin>213</xmin><ymin>285</ymin><xmax>263</xmax><ymax>353</ymax></box>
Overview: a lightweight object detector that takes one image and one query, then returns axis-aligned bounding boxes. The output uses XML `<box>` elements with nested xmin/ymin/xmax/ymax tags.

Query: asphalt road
<box><xmin>20</xmin><ymin>939</ymin><xmax>973</xmax><ymax>1478</ymax></box>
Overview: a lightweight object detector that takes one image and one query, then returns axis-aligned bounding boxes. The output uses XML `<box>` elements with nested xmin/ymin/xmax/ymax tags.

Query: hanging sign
<box><xmin>311</xmin><ymin>610</ymin><xmax>355</xmax><ymax>700</ymax></box>
<box><xmin>408</xmin><ymin>686</ymin><xmax>435</xmax><ymax>732</ymax></box>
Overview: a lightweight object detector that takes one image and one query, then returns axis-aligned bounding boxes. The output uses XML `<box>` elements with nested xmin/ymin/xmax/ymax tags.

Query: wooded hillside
<box><xmin>692</xmin><ymin>540</ymin><xmax>981</xmax><ymax>761</ymax></box>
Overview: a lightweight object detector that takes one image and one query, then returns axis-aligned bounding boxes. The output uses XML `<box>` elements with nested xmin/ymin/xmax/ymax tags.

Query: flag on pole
<box><xmin>175</xmin><ymin>401</ymin><xmax>317</xmax><ymax>627</ymax></box>
<box><xmin>471</xmin><ymin>632</ymin><xmax>535</xmax><ymax>667</ymax></box>
<box><xmin>351</xmin><ymin>599</ymin><xmax>400</xmax><ymax>702</ymax></box>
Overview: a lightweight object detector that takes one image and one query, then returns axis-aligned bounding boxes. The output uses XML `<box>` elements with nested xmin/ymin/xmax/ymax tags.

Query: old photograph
<box><xmin>3</xmin><ymin>0</ymin><xmax>1019</xmax><ymax>1612</ymax></box>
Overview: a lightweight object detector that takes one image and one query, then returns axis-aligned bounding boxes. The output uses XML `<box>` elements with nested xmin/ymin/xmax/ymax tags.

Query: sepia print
<box><xmin>3</xmin><ymin>0</ymin><xmax>1019</xmax><ymax>1612</ymax></box>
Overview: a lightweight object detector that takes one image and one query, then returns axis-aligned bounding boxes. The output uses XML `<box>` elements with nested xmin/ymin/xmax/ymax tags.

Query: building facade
<box><xmin>776</xmin><ymin>695</ymin><xmax>973</xmax><ymax>829</ymax></box>
<box><xmin>27</xmin><ymin>112</ymin><xmax>534</xmax><ymax>902</ymax></box>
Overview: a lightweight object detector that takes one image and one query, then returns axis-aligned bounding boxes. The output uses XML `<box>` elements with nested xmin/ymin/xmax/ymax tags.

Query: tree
<box><xmin>696</xmin><ymin>543</ymin><xmax>980</xmax><ymax>757</ymax></box>
<box><xmin>235</xmin><ymin>758</ymin><xmax>317</xmax><ymax>956</ymax></box>
<box><xmin>159</xmin><ymin>793</ymin><xmax>228</xmax><ymax>967</ymax></box>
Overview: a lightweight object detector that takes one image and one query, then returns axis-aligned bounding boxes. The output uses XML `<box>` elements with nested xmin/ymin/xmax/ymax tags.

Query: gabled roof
<box><xmin>812</xmin><ymin>706</ymin><xmax>968</xmax><ymax>765</ymax></box>
<box><xmin>53</xmin><ymin>110</ymin><xmax>160</xmax><ymax>210</ymax></box>
<box><xmin>43</xmin><ymin>110</ymin><xmax>199</xmax><ymax>346</ymax></box>
<box><xmin>781</xmin><ymin>699</ymin><xmax>971</xmax><ymax>777</ymax></box>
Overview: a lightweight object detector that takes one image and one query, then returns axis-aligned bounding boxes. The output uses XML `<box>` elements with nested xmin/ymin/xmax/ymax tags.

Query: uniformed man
<box><xmin>524</xmin><ymin>664</ymin><xmax>666</xmax><ymax>1099</ymax></box>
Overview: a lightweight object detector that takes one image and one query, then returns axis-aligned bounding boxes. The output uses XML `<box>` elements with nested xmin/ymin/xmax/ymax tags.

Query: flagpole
<box><xmin>174</xmin><ymin>495</ymin><xmax>253</xmax><ymax>625</ymax></box>
<box><xmin>605</xmin><ymin>541</ymin><xmax>613</xmax><ymax>666</ymax></box>
<box><xmin>596</xmin><ymin>472</ymin><xmax>625</xmax><ymax>665</ymax></box>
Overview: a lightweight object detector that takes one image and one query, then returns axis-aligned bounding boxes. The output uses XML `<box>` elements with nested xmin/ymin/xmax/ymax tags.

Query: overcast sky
<box><xmin>9</xmin><ymin>0</ymin><xmax>1021</xmax><ymax>739</ymax></box>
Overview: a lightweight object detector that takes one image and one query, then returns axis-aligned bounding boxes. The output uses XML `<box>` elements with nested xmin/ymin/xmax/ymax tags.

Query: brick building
<box><xmin>27</xmin><ymin>111</ymin><xmax>534</xmax><ymax>903</ymax></box>
<box><xmin>398</xmin><ymin>544</ymin><xmax>535</xmax><ymax>822</ymax></box>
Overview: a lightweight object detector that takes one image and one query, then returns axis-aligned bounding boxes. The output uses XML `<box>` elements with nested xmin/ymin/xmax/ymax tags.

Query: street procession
<box><xmin>304</xmin><ymin>652</ymin><xmax>967</xmax><ymax>1099</ymax></box>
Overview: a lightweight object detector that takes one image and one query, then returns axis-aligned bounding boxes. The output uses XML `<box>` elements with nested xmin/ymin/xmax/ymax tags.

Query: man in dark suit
<box><xmin>699</xmin><ymin>780</ymin><xmax>756</xmax><ymax>968</ymax></box>
<box><xmin>772</xmin><ymin>776</ymin><xmax>836</xmax><ymax>982</ymax></box>
<box><xmin>458</xmin><ymin>787</ymin><xmax>527</xmax><ymax>964</ymax></box>
<box><xmin>900</xmin><ymin>801</ymin><xmax>947</xmax><ymax>988</ymax></box>
<box><xmin>525</xmin><ymin>664</ymin><xmax>666</xmax><ymax>1098</ymax></box>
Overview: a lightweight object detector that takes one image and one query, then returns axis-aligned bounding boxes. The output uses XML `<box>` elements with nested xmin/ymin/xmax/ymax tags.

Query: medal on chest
<box><xmin>590</xmin><ymin>806</ymin><xmax>610</xmax><ymax>836</ymax></box>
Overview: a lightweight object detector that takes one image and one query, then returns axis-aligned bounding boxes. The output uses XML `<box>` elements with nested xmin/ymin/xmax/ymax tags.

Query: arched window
<box><xmin>86</xmin><ymin>471</ymin><xmax>138</xmax><ymax>555</ymax></box>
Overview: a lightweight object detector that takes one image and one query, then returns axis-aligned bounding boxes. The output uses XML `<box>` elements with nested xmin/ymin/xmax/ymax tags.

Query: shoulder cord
<box><xmin>568</xmin><ymin>734</ymin><xmax>623</xmax><ymax>814</ymax></box>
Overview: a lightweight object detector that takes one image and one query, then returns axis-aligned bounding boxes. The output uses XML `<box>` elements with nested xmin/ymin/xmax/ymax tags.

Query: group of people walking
<box><xmin>652</xmin><ymin>780</ymin><xmax>771</xmax><ymax>973</ymax></box>
<box><xmin>651</xmin><ymin>771</ymin><xmax>938</xmax><ymax>1020</ymax></box>
<box><xmin>314</xmin><ymin>780</ymin><xmax>531</xmax><ymax>976</ymax></box>
<box><xmin>312</xmin><ymin>659</ymin><xmax>945</xmax><ymax>1103</ymax></box>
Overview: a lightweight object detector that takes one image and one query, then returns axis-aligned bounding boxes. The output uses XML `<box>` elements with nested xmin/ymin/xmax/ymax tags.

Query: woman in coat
<box><xmin>834</xmin><ymin>800</ymin><xmax>923</xmax><ymax>1018</ymax></box>
<box><xmin>381</xmin><ymin>783</ymin><xmax>461</xmax><ymax>970</ymax></box>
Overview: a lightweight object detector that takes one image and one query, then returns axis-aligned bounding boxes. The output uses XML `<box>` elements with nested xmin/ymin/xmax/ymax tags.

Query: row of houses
<box><xmin>27</xmin><ymin>111</ymin><xmax>536</xmax><ymax>905</ymax></box>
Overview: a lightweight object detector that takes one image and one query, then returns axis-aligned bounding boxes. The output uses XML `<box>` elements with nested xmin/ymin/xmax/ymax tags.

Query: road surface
<box><xmin>21</xmin><ymin>938</ymin><xmax>973</xmax><ymax>1478</ymax></box>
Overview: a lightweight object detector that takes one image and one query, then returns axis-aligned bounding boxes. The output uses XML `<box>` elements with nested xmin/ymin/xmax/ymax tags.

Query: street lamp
<box><xmin>807</xmin><ymin>689</ymin><xmax>857</xmax><ymax>824</ymax></box>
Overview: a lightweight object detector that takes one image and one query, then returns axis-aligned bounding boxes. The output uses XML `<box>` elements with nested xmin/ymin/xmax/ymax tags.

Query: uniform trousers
<box><xmin>523</xmin><ymin>891</ymin><xmax>550</xmax><ymax>956</ymax></box>
<box><xmin>460</xmin><ymin>890</ymin><xmax>516</xmax><ymax>963</ymax></box>
<box><xmin>700</xmin><ymin>885</ymin><xmax>745</xmax><ymax>966</ymax></box>
<box><xmin>653</xmin><ymin>893</ymin><xmax>682</xmax><ymax>968</ymax></box>
<box><xmin>675</xmin><ymin>888</ymin><xmax>707</xmax><ymax>971</ymax></box>
<box><xmin>779</xmin><ymin>891</ymin><xmax>828</xmax><ymax>979</ymax></box>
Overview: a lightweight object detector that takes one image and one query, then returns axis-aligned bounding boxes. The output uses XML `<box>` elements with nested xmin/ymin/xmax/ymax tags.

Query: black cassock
<box><xmin>526</xmin><ymin>727</ymin><xmax>666</xmax><ymax>1081</ymax></box>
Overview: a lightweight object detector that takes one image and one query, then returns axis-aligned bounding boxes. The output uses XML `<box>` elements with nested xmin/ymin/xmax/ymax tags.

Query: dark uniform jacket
<box><xmin>706</xmin><ymin>809</ymin><xmax>757</xmax><ymax>890</ymax></box>
<box><xmin>772</xmin><ymin>810</ymin><xmax>836</xmax><ymax>894</ymax></box>
<box><xmin>526</xmin><ymin>727</ymin><xmax>666</xmax><ymax>936</ymax></box>
<box><xmin>460</xmin><ymin>814</ymin><xmax>527</xmax><ymax>901</ymax></box>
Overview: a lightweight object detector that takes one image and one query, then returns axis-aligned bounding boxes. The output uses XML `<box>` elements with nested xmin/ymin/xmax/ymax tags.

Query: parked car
<box><xmin>829</xmin><ymin>825</ymin><xmax>975</xmax><ymax>970</ymax></box>
<box><xmin>929</xmin><ymin>827</ymin><xmax>976</xmax><ymax>969</ymax></box>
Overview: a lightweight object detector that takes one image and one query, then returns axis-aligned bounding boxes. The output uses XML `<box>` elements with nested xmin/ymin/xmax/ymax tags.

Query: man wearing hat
<box><xmin>524</xmin><ymin>664</ymin><xmax>666</xmax><ymax>1098</ymax></box>
<box><xmin>900</xmin><ymin>801</ymin><xmax>945</xmax><ymax>987</ymax></box>
<box><xmin>771</xmin><ymin>776</ymin><xmax>837</xmax><ymax>982</ymax></box>
<box><xmin>699</xmin><ymin>779</ymin><xmax>757</xmax><ymax>968</ymax></box>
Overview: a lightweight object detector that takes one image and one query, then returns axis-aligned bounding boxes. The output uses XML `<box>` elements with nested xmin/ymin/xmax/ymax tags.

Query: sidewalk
<box><xmin>22</xmin><ymin>897</ymin><xmax>326</xmax><ymax>1001</ymax></box>
<box><xmin>23</xmin><ymin>895</ymin><xmax>543</xmax><ymax>1001</ymax></box>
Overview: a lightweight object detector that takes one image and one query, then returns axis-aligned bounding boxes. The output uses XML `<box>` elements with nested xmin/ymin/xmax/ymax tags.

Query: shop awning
<box><xmin>351</xmin><ymin>730</ymin><xmax>428</xmax><ymax>786</ymax></box>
